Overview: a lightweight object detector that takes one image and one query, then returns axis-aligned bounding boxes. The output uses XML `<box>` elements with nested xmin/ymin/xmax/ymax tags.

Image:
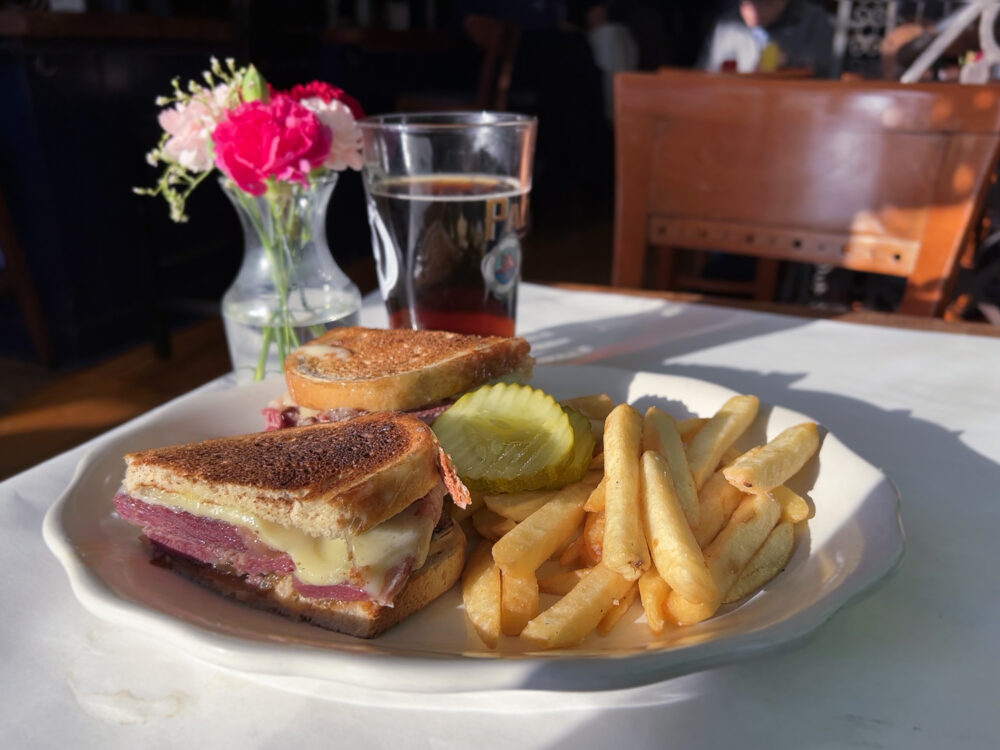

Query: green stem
<box><xmin>292</xmin><ymin>202</ymin><xmax>314</xmax><ymax>314</ymax></box>
<box><xmin>232</xmin><ymin>182</ymin><xmax>326</xmax><ymax>381</ymax></box>
<box><xmin>266</xmin><ymin>195</ymin><xmax>300</xmax><ymax>351</ymax></box>
<box><xmin>184</xmin><ymin>169</ymin><xmax>211</xmax><ymax>195</ymax></box>
<box><xmin>237</xmin><ymin>190</ymin><xmax>292</xmax><ymax>380</ymax></box>
<box><xmin>254</xmin><ymin>324</ymin><xmax>275</xmax><ymax>381</ymax></box>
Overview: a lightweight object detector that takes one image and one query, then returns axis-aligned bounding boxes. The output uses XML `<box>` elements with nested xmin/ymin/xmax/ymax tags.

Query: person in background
<box><xmin>701</xmin><ymin>0</ymin><xmax>834</xmax><ymax>77</ymax></box>
<box><xmin>568</xmin><ymin>2</ymin><xmax>640</xmax><ymax>120</ymax></box>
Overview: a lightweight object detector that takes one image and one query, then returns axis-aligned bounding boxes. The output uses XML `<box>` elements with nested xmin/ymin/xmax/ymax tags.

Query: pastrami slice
<box><xmin>113</xmin><ymin>485</ymin><xmax>443</xmax><ymax>605</ymax></box>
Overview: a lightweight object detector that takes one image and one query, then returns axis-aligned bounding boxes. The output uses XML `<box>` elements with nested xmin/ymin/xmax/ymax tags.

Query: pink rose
<box><xmin>212</xmin><ymin>97</ymin><xmax>331</xmax><ymax>195</ymax></box>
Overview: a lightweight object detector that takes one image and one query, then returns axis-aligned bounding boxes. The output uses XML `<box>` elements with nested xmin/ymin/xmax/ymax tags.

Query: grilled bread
<box><xmin>283</xmin><ymin>326</ymin><xmax>534</xmax><ymax>412</ymax></box>
<box><xmin>124</xmin><ymin>413</ymin><xmax>443</xmax><ymax>537</ymax></box>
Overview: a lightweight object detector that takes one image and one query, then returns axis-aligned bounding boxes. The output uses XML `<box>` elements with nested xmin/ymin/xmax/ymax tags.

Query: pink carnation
<box><xmin>157</xmin><ymin>85</ymin><xmax>229</xmax><ymax>172</ymax></box>
<box><xmin>286</xmin><ymin>81</ymin><xmax>364</xmax><ymax>119</ymax></box>
<box><xmin>212</xmin><ymin>97</ymin><xmax>331</xmax><ymax>195</ymax></box>
<box><xmin>295</xmin><ymin>96</ymin><xmax>364</xmax><ymax>171</ymax></box>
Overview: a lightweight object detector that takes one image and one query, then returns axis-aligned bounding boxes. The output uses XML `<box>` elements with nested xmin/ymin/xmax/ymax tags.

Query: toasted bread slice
<box><xmin>123</xmin><ymin>413</ymin><xmax>441</xmax><ymax>537</ymax></box>
<box><xmin>284</xmin><ymin>326</ymin><xmax>534</xmax><ymax>412</ymax></box>
<box><xmin>153</xmin><ymin>521</ymin><xmax>467</xmax><ymax>638</ymax></box>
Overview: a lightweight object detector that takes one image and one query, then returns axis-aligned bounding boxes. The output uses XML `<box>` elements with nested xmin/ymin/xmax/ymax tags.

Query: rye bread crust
<box><xmin>152</xmin><ymin>522</ymin><xmax>467</xmax><ymax>638</ymax></box>
<box><xmin>123</xmin><ymin>414</ymin><xmax>441</xmax><ymax>537</ymax></box>
<box><xmin>284</xmin><ymin>326</ymin><xmax>534</xmax><ymax>412</ymax></box>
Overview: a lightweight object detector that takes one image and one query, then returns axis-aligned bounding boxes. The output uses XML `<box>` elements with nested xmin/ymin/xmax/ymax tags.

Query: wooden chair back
<box><xmin>396</xmin><ymin>15</ymin><xmax>519</xmax><ymax>113</ymax></box>
<box><xmin>612</xmin><ymin>69</ymin><xmax>1000</xmax><ymax>315</ymax></box>
<box><xmin>464</xmin><ymin>14</ymin><xmax>519</xmax><ymax>111</ymax></box>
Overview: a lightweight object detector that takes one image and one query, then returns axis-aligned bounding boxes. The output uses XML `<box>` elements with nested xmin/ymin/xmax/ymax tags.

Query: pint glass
<box><xmin>359</xmin><ymin>112</ymin><xmax>537</xmax><ymax>336</ymax></box>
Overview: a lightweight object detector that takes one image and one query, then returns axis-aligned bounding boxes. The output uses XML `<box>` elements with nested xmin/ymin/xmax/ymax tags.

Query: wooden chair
<box><xmin>612</xmin><ymin>69</ymin><xmax>1000</xmax><ymax>316</ymax></box>
<box><xmin>396</xmin><ymin>15</ymin><xmax>519</xmax><ymax>112</ymax></box>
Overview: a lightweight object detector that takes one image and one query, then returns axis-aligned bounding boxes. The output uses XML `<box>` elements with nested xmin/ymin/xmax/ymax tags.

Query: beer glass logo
<box><xmin>482</xmin><ymin>234</ymin><xmax>520</xmax><ymax>294</ymax></box>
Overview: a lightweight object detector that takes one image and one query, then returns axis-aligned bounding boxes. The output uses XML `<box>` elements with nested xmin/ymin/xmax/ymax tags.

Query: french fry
<box><xmin>677</xmin><ymin>417</ymin><xmax>708</xmax><ymax>442</ymax></box>
<box><xmin>685</xmin><ymin>395</ymin><xmax>759</xmax><ymax>489</ymax></box>
<box><xmin>583</xmin><ymin>476</ymin><xmax>606</xmax><ymax>512</ymax></box>
<box><xmin>637</xmin><ymin>569</ymin><xmax>670</xmax><ymax>636</ymax></box>
<box><xmin>770</xmin><ymin>485</ymin><xmax>811</xmax><ymax>523</ymax></box>
<box><xmin>501</xmin><ymin>572</ymin><xmax>539</xmax><ymax>636</ymax></box>
<box><xmin>492</xmin><ymin>478</ymin><xmax>594</xmax><ymax>578</ymax></box>
<box><xmin>723</xmin><ymin>521</ymin><xmax>795</xmax><ymax>604</ymax></box>
<box><xmin>538</xmin><ymin>568</ymin><xmax>589</xmax><ymax>595</ymax></box>
<box><xmin>550</xmin><ymin>522</ymin><xmax>582</xmax><ymax>558</ymax></box>
<box><xmin>602</xmin><ymin>404</ymin><xmax>650</xmax><ymax>581</ymax></box>
<box><xmin>666</xmin><ymin>492</ymin><xmax>780</xmax><ymax>625</ymax></box>
<box><xmin>643</xmin><ymin>407</ymin><xmax>700</xmax><ymax>527</ymax></box>
<box><xmin>719</xmin><ymin>445</ymin><xmax>742</xmax><ymax>469</ymax></box>
<box><xmin>692</xmin><ymin>470</ymin><xmax>745</xmax><ymax>548</ymax></box>
<box><xmin>557</xmin><ymin>532</ymin><xmax>585</xmax><ymax>567</ymax></box>
<box><xmin>520</xmin><ymin>564</ymin><xmax>632</xmax><ymax>649</ymax></box>
<box><xmin>723</xmin><ymin>422</ymin><xmax>820</xmax><ymax>494</ymax></box>
<box><xmin>449</xmin><ymin>490</ymin><xmax>484</xmax><ymax>522</ymax></box>
<box><xmin>458</xmin><ymin>392</ymin><xmax>817</xmax><ymax>646</ymax></box>
<box><xmin>597</xmin><ymin>583</ymin><xmax>638</xmax><ymax>636</ymax></box>
<box><xmin>582</xmin><ymin>509</ymin><xmax>605</xmax><ymax>566</ymax></box>
<box><xmin>483</xmin><ymin>488</ymin><xmax>557</xmax><ymax>522</ymax></box>
<box><xmin>461</xmin><ymin>543</ymin><xmax>502</xmax><ymax>648</ymax></box>
<box><xmin>640</xmin><ymin>451</ymin><xmax>717</xmax><ymax>604</ymax></box>
<box><xmin>472</xmin><ymin>508</ymin><xmax>517</xmax><ymax>541</ymax></box>
<box><xmin>561</xmin><ymin>393</ymin><xmax>615</xmax><ymax>421</ymax></box>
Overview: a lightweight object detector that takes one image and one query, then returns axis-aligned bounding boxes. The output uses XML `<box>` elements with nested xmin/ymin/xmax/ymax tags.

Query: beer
<box><xmin>366</xmin><ymin>174</ymin><xmax>529</xmax><ymax>337</ymax></box>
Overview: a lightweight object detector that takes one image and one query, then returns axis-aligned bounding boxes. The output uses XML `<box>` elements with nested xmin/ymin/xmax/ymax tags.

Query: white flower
<box><xmin>298</xmin><ymin>97</ymin><xmax>364</xmax><ymax>171</ymax></box>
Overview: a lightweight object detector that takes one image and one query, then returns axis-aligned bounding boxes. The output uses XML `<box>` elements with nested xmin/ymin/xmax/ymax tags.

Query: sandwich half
<box><xmin>112</xmin><ymin>412</ymin><xmax>470</xmax><ymax>638</ymax></box>
<box><xmin>263</xmin><ymin>326</ymin><xmax>533</xmax><ymax>429</ymax></box>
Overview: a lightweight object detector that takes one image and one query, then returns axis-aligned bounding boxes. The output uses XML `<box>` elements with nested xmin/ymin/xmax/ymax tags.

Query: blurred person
<box><xmin>879</xmin><ymin>22</ymin><xmax>931</xmax><ymax>79</ymax></box>
<box><xmin>701</xmin><ymin>0</ymin><xmax>834</xmax><ymax>77</ymax></box>
<box><xmin>568</xmin><ymin>2</ymin><xmax>639</xmax><ymax>119</ymax></box>
<box><xmin>879</xmin><ymin>17</ymin><xmax>984</xmax><ymax>82</ymax></box>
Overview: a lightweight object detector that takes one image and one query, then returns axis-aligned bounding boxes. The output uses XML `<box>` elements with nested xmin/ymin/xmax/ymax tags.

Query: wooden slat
<box><xmin>616</xmin><ymin>70</ymin><xmax>1000</xmax><ymax>134</ymax></box>
<box><xmin>0</xmin><ymin>9</ymin><xmax>234</xmax><ymax>42</ymax></box>
<box><xmin>612</xmin><ymin>109</ymin><xmax>654</xmax><ymax>288</ymax></box>
<box><xmin>648</xmin><ymin>217</ymin><xmax>919</xmax><ymax>277</ymax></box>
<box><xmin>902</xmin><ymin>134</ymin><xmax>1000</xmax><ymax>316</ymax></box>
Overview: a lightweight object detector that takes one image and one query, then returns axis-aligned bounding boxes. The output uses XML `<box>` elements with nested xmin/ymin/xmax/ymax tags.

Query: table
<box><xmin>5</xmin><ymin>283</ymin><xmax>998</xmax><ymax>748</ymax></box>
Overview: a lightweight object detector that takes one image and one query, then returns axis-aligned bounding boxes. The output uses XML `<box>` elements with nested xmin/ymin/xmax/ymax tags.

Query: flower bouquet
<box><xmin>138</xmin><ymin>58</ymin><xmax>364</xmax><ymax>382</ymax></box>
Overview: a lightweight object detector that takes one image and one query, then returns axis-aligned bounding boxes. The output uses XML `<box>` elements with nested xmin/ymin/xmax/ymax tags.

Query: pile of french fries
<box><xmin>457</xmin><ymin>392</ymin><xmax>820</xmax><ymax>650</ymax></box>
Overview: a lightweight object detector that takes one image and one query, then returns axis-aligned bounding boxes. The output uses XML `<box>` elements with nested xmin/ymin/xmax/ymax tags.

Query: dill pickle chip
<box><xmin>558</xmin><ymin>406</ymin><xmax>596</xmax><ymax>486</ymax></box>
<box><xmin>433</xmin><ymin>383</ymin><xmax>575</xmax><ymax>492</ymax></box>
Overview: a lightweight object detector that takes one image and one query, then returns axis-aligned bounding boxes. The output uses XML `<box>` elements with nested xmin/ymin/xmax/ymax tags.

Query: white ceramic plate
<box><xmin>43</xmin><ymin>364</ymin><xmax>903</xmax><ymax>693</ymax></box>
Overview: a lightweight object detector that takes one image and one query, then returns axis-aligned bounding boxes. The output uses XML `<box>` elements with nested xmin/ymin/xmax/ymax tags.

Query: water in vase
<box><xmin>223</xmin><ymin>288</ymin><xmax>360</xmax><ymax>384</ymax></box>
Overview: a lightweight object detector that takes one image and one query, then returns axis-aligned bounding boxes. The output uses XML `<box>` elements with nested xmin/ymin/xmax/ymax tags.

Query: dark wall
<box><xmin>1</xmin><ymin>39</ymin><xmax>245</xmax><ymax>365</ymax></box>
<box><xmin>0</xmin><ymin>1</ymin><xmax>725</xmax><ymax>367</ymax></box>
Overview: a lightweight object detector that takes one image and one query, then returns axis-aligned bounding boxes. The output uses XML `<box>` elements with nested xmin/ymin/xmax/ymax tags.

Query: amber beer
<box><xmin>367</xmin><ymin>174</ymin><xmax>529</xmax><ymax>337</ymax></box>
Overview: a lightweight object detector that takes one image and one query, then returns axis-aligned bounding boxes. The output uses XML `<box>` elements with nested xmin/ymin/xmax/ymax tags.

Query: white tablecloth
<box><xmin>5</xmin><ymin>283</ymin><xmax>999</xmax><ymax>749</ymax></box>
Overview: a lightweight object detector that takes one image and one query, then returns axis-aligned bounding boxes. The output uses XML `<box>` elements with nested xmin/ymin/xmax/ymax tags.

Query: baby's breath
<box><xmin>136</xmin><ymin>59</ymin><xmax>250</xmax><ymax>222</ymax></box>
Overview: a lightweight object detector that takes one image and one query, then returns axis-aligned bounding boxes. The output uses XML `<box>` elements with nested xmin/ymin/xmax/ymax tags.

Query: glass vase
<box><xmin>220</xmin><ymin>175</ymin><xmax>361</xmax><ymax>383</ymax></box>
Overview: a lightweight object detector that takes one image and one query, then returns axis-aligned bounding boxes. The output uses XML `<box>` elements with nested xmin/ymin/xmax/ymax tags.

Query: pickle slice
<box><xmin>559</xmin><ymin>406</ymin><xmax>596</xmax><ymax>485</ymax></box>
<box><xmin>433</xmin><ymin>383</ymin><xmax>575</xmax><ymax>492</ymax></box>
